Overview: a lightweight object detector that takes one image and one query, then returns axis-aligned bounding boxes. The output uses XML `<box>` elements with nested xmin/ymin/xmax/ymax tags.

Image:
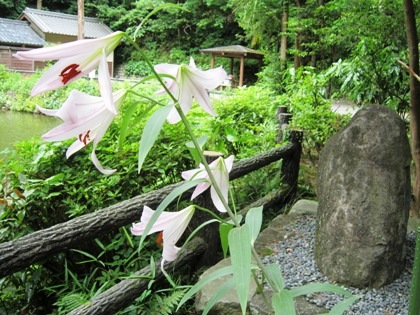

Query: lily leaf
<box><xmin>289</xmin><ymin>282</ymin><xmax>353</xmax><ymax>298</ymax></box>
<box><xmin>219</xmin><ymin>222</ymin><xmax>234</xmax><ymax>258</ymax></box>
<box><xmin>185</xmin><ymin>135</ymin><xmax>209</xmax><ymax>166</ymax></box>
<box><xmin>229</xmin><ymin>225</ymin><xmax>252</xmax><ymax>314</ymax></box>
<box><xmin>177</xmin><ymin>265</ymin><xmax>233</xmax><ymax>311</ymax></box>
<box><xmin>202</xmin><ymin>278</ymin><xmax>236</xmax><ymax>315</ymax></box>
<box><xmin>264</xmin><ymin>263</ymin><xmax>284</xmax><ymax>292</ymax></box>
<box><xmin>320</xmin><ymin>295</ymin><xmax>361</xmax><ymax>315</ymax></box>
<box><xmin>138</xmin><ymin>103</ymin><xmax>174</xmax><ymax>173</ymax></box>
<box><xmin>245</xmin><ymin>206</ymin><xmax>263</xmax><ymax>245</ymax></box>
<box><xmin>272</xmin><ymin>290</ymin><xmax>296</xmax><ymax>315</ymax></box>
<box><xmin>119</xmin><ymin>102</ymin><xmax>155</xmax><ymax>150</ymax></box>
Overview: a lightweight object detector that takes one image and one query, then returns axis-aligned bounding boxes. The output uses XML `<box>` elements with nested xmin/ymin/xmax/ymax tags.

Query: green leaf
<box><xmin>289</xmin><ymin>282</ymin><xmax>352</xmax><ymax>298</ymax></box>
<box><xmin>320</xmin><ymin>295</ymin><xmax>361</xmax><ymax>315</ymax></box>
<box><xmin>185</xmin><ymin>135</ymin><xmax>209</xmax><ymax>166</ymax></box>
<box><xmin>219</xmin><ymin>222</ymin><xmax>234</xmax><ymax>258</ymax></box>
<box><xmin>264</xmin><ymin>263</ymin><xmax>284</xmax><ymax>292</ymax></box>
<box><xmin>245</xmin><ymin>206</ymin><xmax>263</xmax><ymax>245</ymax></box>
<box><xmin>138</xmin><ymin>104</ymin><xmax>174</xmax><ymax>173</ymax></box>
<box><xmin>119</xmin><ymin>102</ymin><xmax>155</xmax><ymax>150</ymax></box>
<box><xmin>203</xmin><ymin>278</ymin><xmax>235</xmax><ymax>315</ymax></box>
<box><xmin>177</xmin><ymin>265</ymin><xmax>233</xmax><ymax>311</ymax></box>
<box><xmin>229</xmin><ymin>225</ymin><xmax>252</xmax><ymax>314</ymax></box>
<box><xmin>272</xmin><ymin>290</ymin><xmax>296</xmax><ymax>315</ymax></box>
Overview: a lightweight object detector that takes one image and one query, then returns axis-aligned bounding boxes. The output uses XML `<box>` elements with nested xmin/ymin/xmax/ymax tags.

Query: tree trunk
<box><xmin>78</xmin><ymin>0</ymin><xmax>84</xmax><ymax>40</ymax></box>
<box><xmin>280</xmin><ymin>1</ymin><xmax>288</xmax><ymax>68</ymax></box>
<box><xmin>403</xmin><ymin>0</ymin><xmax>420</xmax><ymax>217</ymax></box>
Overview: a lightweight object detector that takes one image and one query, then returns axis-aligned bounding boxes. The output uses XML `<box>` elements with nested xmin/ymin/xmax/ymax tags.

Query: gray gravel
<box><xmin>260</xmin><ymin>215</ymin><xmax>415</xmax><ymax>315</ymax></box>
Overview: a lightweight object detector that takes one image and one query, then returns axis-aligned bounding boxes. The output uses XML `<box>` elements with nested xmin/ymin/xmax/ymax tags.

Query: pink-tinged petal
<box><xmin>131</xmin><ymin>205</ymin><xmax>195</xmax><ymax>263</ymax></box>
<box><xmin>162</xmin><ymin>245</ymin><xmax>181</xmax><ymax>262</ymax></box>
<box><xmin>181</xmin><ymin>167</ymin><xmax>205</xmax><ymax>181</ymax></box>
<box><xmin>14</xmin><ymin>31</ymin><xmax>124</xmax><ymax>61</ymax></box>
<box><xmin>191</xmin><ymin>67</ymin><xmax>227</xmax><ymax>90</ymax></box>
<box><xmin>66</xmin><ymin>139</ymin><xmax>86</xmax><ymax>158</ymax></box>
<box><xmin>154</xmin><ymin>58</ymin><xmax>226</xmax><ymax>123</ymax></box>
<box><xmin>182</xmin><ymin>155</ymin><xmax>234</xmax><ymax>212</ymax></box>
<box><xmin>91</xmin><ymin>145</ymin><xmax>116</xmax><ymax>175</ymax></box>
<box><xmin>36</xmin><ymin>105</ymin><xmax>58</xmax><ymax>116</ymax></box>
<box><xmin>98</xmin><ymin>51</ymin><xmax>117</xmax><ymax>114</ymax></box>
<box><xmin>39</xmin><ymin>88</ymin><xmax>126</xmax><ymax>173</ymax></box>
<box><xmin>30</xmin><ymin>56</ymin><xmax>87</xmax><ymax>96</ymax></box>
<box><xmin>15</xmin><ymin>32</ymin><xmax>124</xmax><ymax>96</ymax></box>
<box><xmin>191</xmin><ymin>182</ymin><xmax>211</xmax><ymax>199</ymax></box>
<box><xmin>210</xmin><ymin>186</ymin><xmax>227</xmax><ymax>213</ymax></box>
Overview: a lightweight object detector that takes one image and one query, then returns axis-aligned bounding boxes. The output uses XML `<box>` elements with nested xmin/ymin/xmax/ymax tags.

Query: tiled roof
<box><xmin>0</xmin><ymin>18</ymin><xmax>47</xmax><ymax>47</ymax></box>
<box><xmin>20</xmin><ymin>7</ymin><xmax>113</xmax><ymax>39</ymax></box>
<box><xmin>200</xmin><ymin>45</ymin><xmax>264</xmax><ymax>59</ymax></box>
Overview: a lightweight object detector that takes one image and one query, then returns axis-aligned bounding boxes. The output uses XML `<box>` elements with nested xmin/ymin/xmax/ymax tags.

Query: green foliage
<box><xmin>324</xmin><ymin>41</ymin><xmax>409</xmax><ymax>115</ymax></box>
<box><xmin>280</xmin><ymin>66</ymin><xmax>350</xmax><ymax>160</ymax></box>
<box><xmin>203</xmin><ymin>85</ymin><xmax>279</xmax><ymax>158</ymax></box>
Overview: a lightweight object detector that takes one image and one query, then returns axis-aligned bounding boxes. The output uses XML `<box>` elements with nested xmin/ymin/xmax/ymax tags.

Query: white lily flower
<box><xmin>182</xmin><ymin>155</ymin><xmax>234</xmax><ymax>212</ymax></box>
<box><xmin>37</xmin><ymin>85</ymin><xmax>127</xmax><ymax>175</ymax></box>
<box><xmin>13</xmin><ymin>31</ymin><xmax>124</xmax><ymax>101</ymax></box>
<box><xmin>131</xmin><ymin>205</ymin><xmax>195</xmax><ymax>265</ymax></box>
<box><xmin>154</xmin><ymin>57</ymin><xmax>227</xmax><ymax>124</ymax></box>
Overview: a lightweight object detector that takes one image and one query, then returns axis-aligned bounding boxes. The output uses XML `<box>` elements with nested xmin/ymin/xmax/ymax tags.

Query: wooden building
<box><xmin>0</xmin><ymin>7</ymin><xmax>114</xmax><ymax>75</ymax></box>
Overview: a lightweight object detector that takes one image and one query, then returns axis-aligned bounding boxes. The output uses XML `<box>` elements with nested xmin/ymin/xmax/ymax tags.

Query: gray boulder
<box><xmin>315</xmin><ymin>105</ymin><xmax>411</xmax><ymax>288</ymax></box>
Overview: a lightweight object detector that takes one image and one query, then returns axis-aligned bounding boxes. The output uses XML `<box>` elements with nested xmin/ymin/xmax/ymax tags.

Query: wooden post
<box><xmin>78</xmin><ymin>0</ymin><xmax>84</xmax><ymax>40</ymax></box>
<box><xmin>239</xmin><ymin>56</ymin><xmax>245</xmax><ymax>86</ymax></box>
<box><xmin>276</xmin><ymin>106</ymin><xmax>293</xmax><ymax>143</ymax></box>
<box><xmin>280</xmin><ymin>130</ymin><xmax>303</xmax><ymax>200</ymax></box>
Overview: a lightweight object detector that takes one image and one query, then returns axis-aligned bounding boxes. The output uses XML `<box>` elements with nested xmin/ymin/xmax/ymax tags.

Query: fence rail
<box><xmin>0</xmin><ymin>112</ymin><xmax>302</xmax><ymax>313</ymax></box>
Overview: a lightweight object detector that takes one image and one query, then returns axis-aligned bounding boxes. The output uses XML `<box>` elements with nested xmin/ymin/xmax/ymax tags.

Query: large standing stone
<box><xmin>315</xmin><ymin>105</ymin><xmax>411</xmax><ymax>288</ymax></box>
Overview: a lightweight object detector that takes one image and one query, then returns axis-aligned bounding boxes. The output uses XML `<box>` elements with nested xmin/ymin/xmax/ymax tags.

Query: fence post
<box><xmin>281</xmin><ymin>129</ymin><xmax>303</xmax><ymax>200</ymax></box>
<box><xmin>276</xmin><ymin>106</ymin><xmax>293</xmax><ymax>143</ymax></box>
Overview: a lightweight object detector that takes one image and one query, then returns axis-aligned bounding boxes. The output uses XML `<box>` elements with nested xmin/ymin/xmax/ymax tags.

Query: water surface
<box><xmin>0</xmin><ymin>110</ymin><xmax>60</xmax><ymax>153</ymax></box>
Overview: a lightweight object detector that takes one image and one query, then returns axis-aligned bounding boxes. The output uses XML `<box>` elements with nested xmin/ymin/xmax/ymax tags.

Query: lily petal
<box><xmin>14</xmin><ymin>31</ymin><xmax>124</xmax><ymax>96</ymax></box>
<box><xmin>182</xmin><ymin>155</ymin><xmax>234</xmax><ymax>212</ymax></box>
<box><xmin>131</xmin><ymin>205</ymin><xmax>195</xmax><ymax>263</ymax></box>
<box><xmin>154</xmin><ymin>57</ymin><xmax>227</xmax><ymax>124</ymax></box>
<box><xmin>38</xmin><ymin>88</ymin><xmax>127</xmax><ymax>174</ymax></box>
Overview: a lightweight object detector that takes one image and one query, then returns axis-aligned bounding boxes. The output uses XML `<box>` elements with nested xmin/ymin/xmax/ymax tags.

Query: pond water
<box><xmin>0</xmin><ymin>110</ymin><xmax>60</xmax><ymax>153</ymax></box>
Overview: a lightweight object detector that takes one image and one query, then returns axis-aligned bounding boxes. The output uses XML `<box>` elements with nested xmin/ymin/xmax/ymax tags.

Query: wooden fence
<box><xmin>0</xmin><ymin>116</ymin><xmax>302</xmax><ymax>314</ymax></box>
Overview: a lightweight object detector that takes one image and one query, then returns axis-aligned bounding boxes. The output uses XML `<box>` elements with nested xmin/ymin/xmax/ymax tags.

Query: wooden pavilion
<box><xmin>200</xmin><ymin>45</ymin><xmax>264</xmax><ymax>87</ymax></box>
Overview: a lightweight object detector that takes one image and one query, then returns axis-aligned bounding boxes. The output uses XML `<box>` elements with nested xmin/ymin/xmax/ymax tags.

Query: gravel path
<box><xmin>260</xmin><ymin>215</ymin><xmax>415</xmax><ymax>315</ymax></box>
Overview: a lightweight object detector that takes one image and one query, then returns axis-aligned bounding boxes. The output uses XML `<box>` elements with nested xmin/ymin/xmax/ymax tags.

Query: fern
<box><xmin>140</xmin><ymin>289</ymin><xmax>187</xmax><ymax>315</ymax></box>
<box><xmin>54</xmin><ymin>292</ymin><xmax>89</xmax><ymax>314</ymax></box>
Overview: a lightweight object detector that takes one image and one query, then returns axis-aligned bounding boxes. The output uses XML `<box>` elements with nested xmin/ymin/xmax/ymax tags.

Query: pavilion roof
<box><xmin>200</xmin><ymin>45</ymin><xmax>264</xmax><ymax>60</ymax></box>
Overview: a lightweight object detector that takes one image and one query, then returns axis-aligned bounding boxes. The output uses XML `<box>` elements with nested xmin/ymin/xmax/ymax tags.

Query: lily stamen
<box><xmin>60</xmin><ymin>64</ymin><xmax>81</xmax><ymax>84</ymax></box>
<box><xmin>78</xmin><ymin>130</ymin><xmax>91</xmax><ymax>145</ymax></box>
